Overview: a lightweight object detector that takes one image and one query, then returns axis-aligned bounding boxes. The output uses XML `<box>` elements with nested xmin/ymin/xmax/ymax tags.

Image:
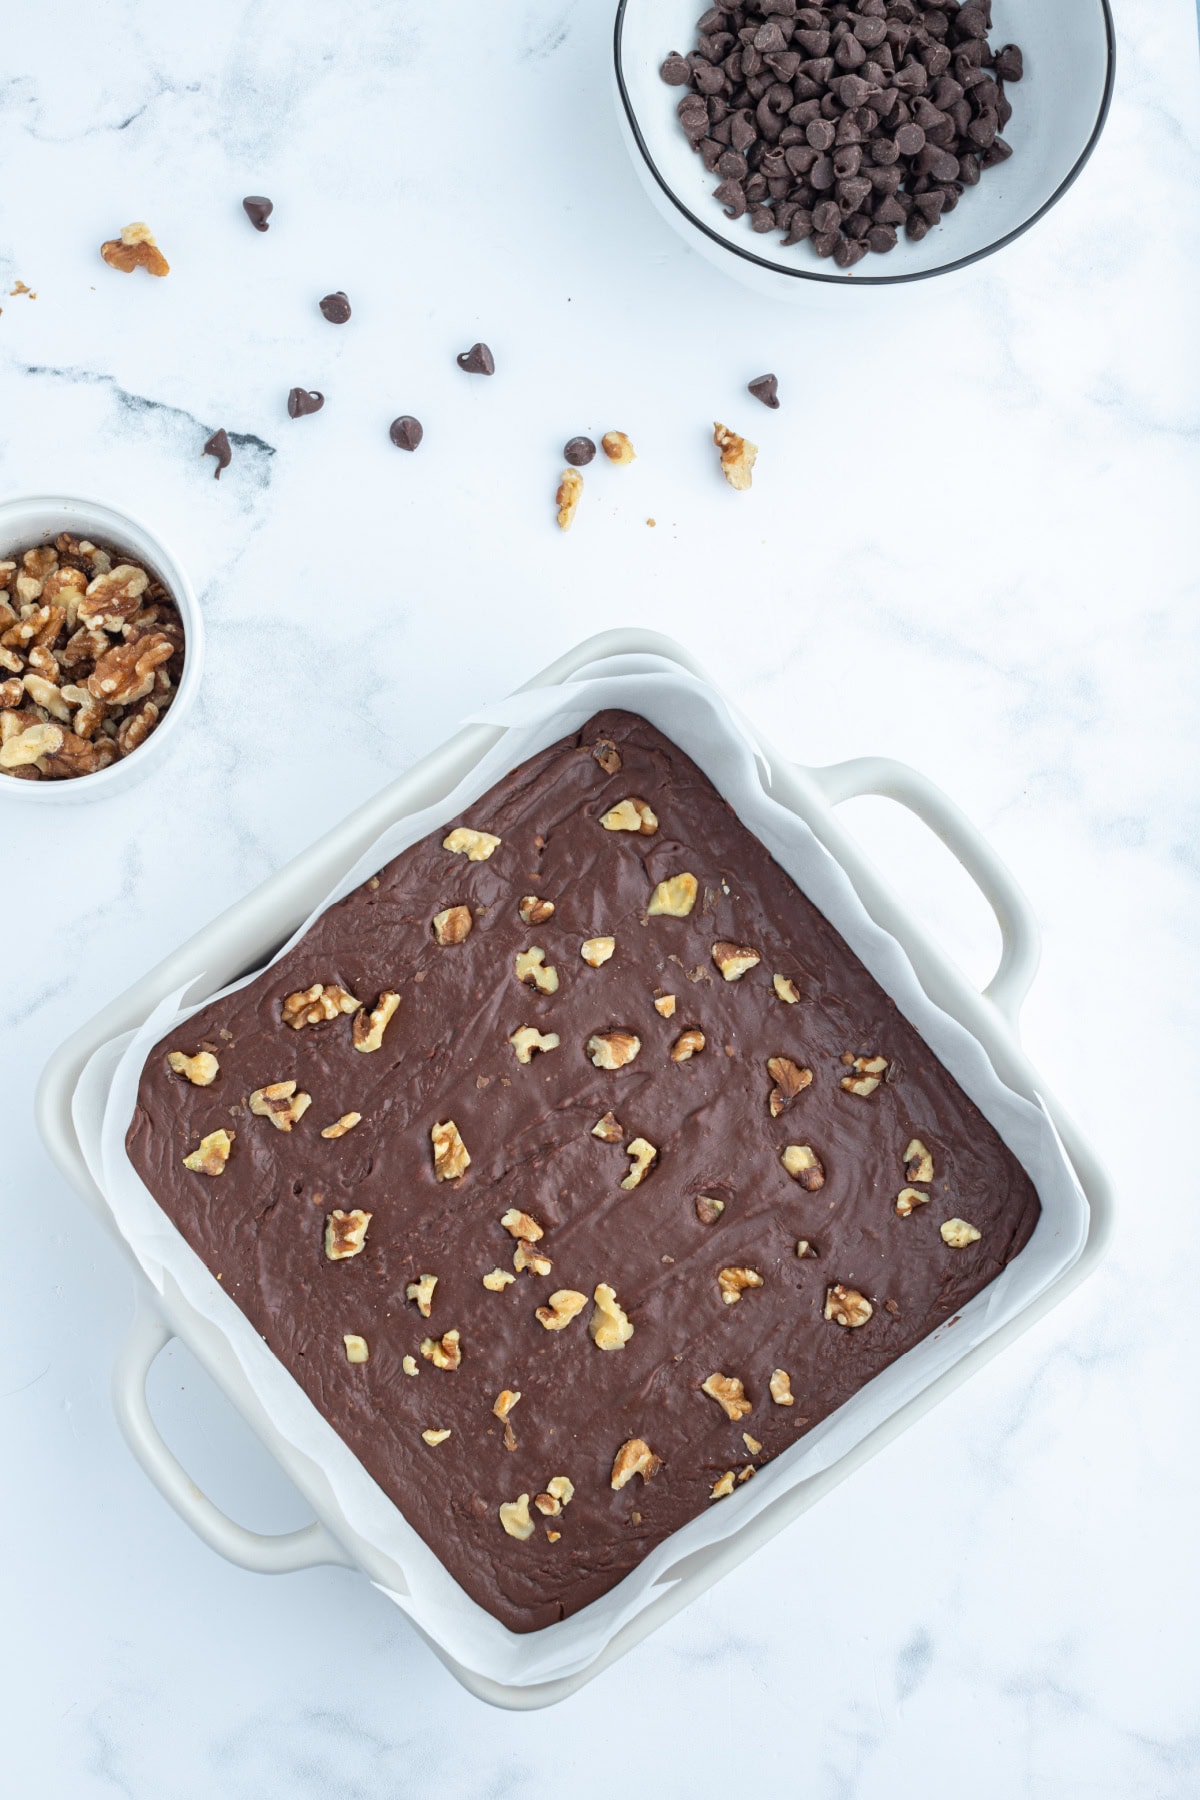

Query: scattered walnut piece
<box><xmin>670</xmin><ymin>1028</ymin><xmax>706</xmax><ymax>1063</ymax></box>
<box><xmin>767</xmin><ymin>1056</ymin><xmax>813</xmax><ymax>1116</ymax></box>
<box><xmin>343</xmin><ymin>1334</ymin><xmax>369</xmax><ymax>1364</ymax></box>
<box><xmin>717</xmin><ymin>1266</ymin><xmax>764</xmax><ymax>1306</ymax></box>
<box><xmin>581</xmin><ymin>936</ymin><xmax>616</xmax><ymax>968</ymax></box>
<box><xmin>773</xmin><ymin>974</ymin><xmax>800</xmax><ymax>1005</ymax></box>
<box><xmin>515</xmin><ymin>946</ymin><xmax>560</xmax><ymax>994</ymax></box>
<box><xmin>591</xmin><ymin>1111</ymin><xmax>624</xmax><ymax>1143</ymax></box>
<box><xmin>647</xmin><ymin>872</ymin><xmax>698</xmax><ymax>917</ymax></box>
<box><xmin>182</xmin><ymin>1128</ymin><xmax>234</xmax><ymax>1176</ymax></box>
<box><xmin>840</xmin><ymin>1054</ymin><xmax>890</xmax><ymax>1097</ymax></box>
<box><xmin>249</xmin><ymin>1080</ymin><xmax>312</xmax><ymax>1132</ymax></box>
<box><xmin>904</xmin><ymin>1138</ymin><xmax>935</xmax><ymax>1184</ymax></box>
<box><xmin>501</xmin><ymin>1208</ymin><xmax>544</xmax><ymax>1242</ymax></box>
<box><xmin>421</xmin><ymin>1428</ymin><xmax>451</xmax><ymax>1446</ymax></box>
<box><xmin>701</xmin><ymin>1373</ymin><xmax>752</xmax><ymax>1422</ymax></box>
<box><xmin>406</xmin><ymin>1273</ymin><xmax>438</xmax><ymax>1318</ymax></box>
<box><xmin>769</xmin><ymin>1369</ymin><xmax>795</xmax><ymax>1407</ymax></box>
<box><xmin>545</xmin><ymin>1528</ymin><xmax>562</xmax><ymax>1542</ymax></box>
<box><xmin>940</xmin><ymin>1218</ymin><xmax>982</xmax><ymax>1249</ymax></box>
<box><xmin>895</xmin><ymin>1187</ymin><xmax>929</xmax><ymax>1218</ymax></box>
<box><xmin>499</xmin><ymin>1494</ymin><xmax>535</xmax><ymax>1540</ymax></box>
<box><xmin>493</xmin><ymin>1388</ymin><xmax>521</xmax><ymax>1421</ymax></box>
<box><xmin>510</xmin><ymin>1025</ymin><xmax>561</xmax><ymax>1063</ymax></box>
<box><xmin>420</xmin><ymin>1328</ymin><xmax>462</xmax><ymax>1370</ymax></box>
<box><xmin>432</xmin><ymin>905</ymin><xmax>473</xmax><ymax>945</ymax></box>
<box><xmin>590</xmin><ymin>1283</ymin><xmax>634</xmax><ymax>1351</ymax></box>
<box><xmin>796</xmin><ymin>1239</ymin><xmax>817</xmax><ymax>1258</ymax></box>
<box><xmin>556</xmin><ymin>467</ymin><xmax>584</xmax><ymax>530</ymax></box>
<box><xmin>712</xmin><ymin>941</ymin><xmax>761</xmax><ymax>982</ymax></box>
<box><xmin>738</xmin><ymin>1466</ymin><xmax>755</xmax><ymax>1484</ymax></box>
<box><xmin>546</xmin><ymin>1476</ymin><xmax>574</xmax><ymax>1508</ymax></box>
<box><xmin>653</xmin><ymin>992</ymin><xmax>677</xmax><ymax>1018</ymax></box>
<box><xmin>611</xmin><ymin>1438</ymin><xmax>662</xmax><ymax>1491</ymax></box>
<box><xmin>514</xmin><ymin>1238</ymin><xmax>553</xmax><ymax>1276</ymax></box>
<box><xmin>401</xmin><ymin>1354</ymin><xmax>419</xmax><ymax>1376</ymax></box>
<box><xmin>592</xmin><ymin>737</ymin><xmax>621</xmax><ymax>774</ymax></box>
<box><xmin>281</xmin><ymin>983</ymin><xmax>359</xmax><ymax>1029</ymax></box>
<box><xmin>743</xmin><ymin>1432</ymin><xmax>762</xmax><ymax>1455</ymax></box>
<box><xmin>824</xmin><ymin>1284</ymin><xmax>873</xmax><ymax>1328</ymax></box>
<box><xmin>602</xmin><ymin>430</ymin><xmax>636</xmax><ymax>465</ymax></box>
<box><xmin>695</xmin><ymin>1193</ymin><xmax>725</xmax><ymax>1225</ymax></box>
<box><xmin>713</xmin><ymin>421</ymin><xmax>757</xmax><ymax>491</ymax></box>
<box><xmin>353</xmin><ymin>990</ymin><xmax>400</xmax><ymax>1053</ymax></box>
<box><xmin>325</xmin><ymin>1208</ymin><xmax>372</xmax><ymax>1260</ymax></box>
<box><xmin>587</xmin><ymin>1030</ymin><xmax>641</xmax><ymax>1070</ymax></box>
<box><xmin>536</xmin><ymin>1289</ymin><xmax>588</xmax><ymax>1330</ymax></box>
<box><xmin>710</xmin><ymin>1470</ymin><xmax>736</xmax><ymax>1500</ymax></box>
<box><xmin>320</xmin><ymin>1111</ymin><xmax>362</xmax><ymax>1139</ymax></box>
<box><xmin>100</xmin><ymin>221</ymin><xmax>170</xmax><ymax>276</ymax></box>
<box><xmin>519</xmin><ymin>895</ymin><xmax>555</xmax><ymax>925</ymax></box>
<box><xmin>167</xmin><ymin>1050</ymin><xmax>219</xmax><ymax>1087</ymax></box>
<box><xmin>621</xmin><ymin>1136</ymin><xmax>658</xmax><ymax>1191</ymax></box>
<box><xmin>482</xmin><ymin>1267</ymin><xmax>516</xmax><ymax>1291</ymax></box>
<box><xmin>432</xmin><ymin>1118</ymin><xmax>471</xmax><ymax>1180</ymax></box>
<box><xmin>443</xmin><ymin>825</ymin><xmax>501</xmax><ymax>861</ymax></box>
<box><xmin>600</xmin><ymin>797</ymin><xmax>658</xmax><ymax>835</ymax></box>
<box><xmin>781</xmin><ymin>1144</ymin><xmax>825</xmax><ymax>1191</ymax></box>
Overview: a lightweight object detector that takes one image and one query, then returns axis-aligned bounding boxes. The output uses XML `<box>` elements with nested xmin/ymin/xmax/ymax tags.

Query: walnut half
<box><xmin>281</xmin><ymin>983</ymin><xmax>359</xmax><ymax>1029</ymax></box>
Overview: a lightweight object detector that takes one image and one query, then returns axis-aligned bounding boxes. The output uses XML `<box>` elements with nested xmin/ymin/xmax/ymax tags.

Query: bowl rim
<box><xmin>613</xmin><ymin>0</ymin><xmax>1117</xmax><ymax>287</ymax></box>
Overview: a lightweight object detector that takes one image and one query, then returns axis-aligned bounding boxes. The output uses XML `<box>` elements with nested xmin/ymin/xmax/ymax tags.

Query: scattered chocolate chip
<box><xmin>457</xmin><ymin>342</ymin><xmax>495</xmax><ymax>376</ymax></box>
<box><xmin>242</xmin><ymin>196</ymin><xmax>273</xmax><ymax>232</ymax></box>
<box><xmin>564</xmin><ymin>436</ymin><xmax>596</xmax><ymax>467</ymax></box>
<box><xmin>202</xmin><ymin>428</ymin><xmax>232</xmax><ymax>480</ymax></box>
<box><xmin>660</xmin><ymin>51</ymin><xmax>692</xmax><ymax>86</ymax></box>
<box><xmin>747</xmin><ymin>373</ymin><xmax>780</xmax><ymax>409</ymax></box>
<box><xmin>319</xmin><ymin>291</ymin><xmax>351</xmax><ymax>324</ymax></box>
<box><xmin>287</xmin><ymin>388</ymin><xmax>324</xmax><ymax>418</ymax></box>
<box><xmin>389</xmin><ymin>415</ymin><xmax>424</xmax><ymax>451</ymax></box>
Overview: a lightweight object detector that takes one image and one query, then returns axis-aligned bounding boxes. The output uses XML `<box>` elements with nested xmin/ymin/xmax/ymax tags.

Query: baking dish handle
<box><xmin>113</xmin><ymin>1307</ymin><xmax>352</xmax><ymax>1575</ymax></box>
<box><xmin>808</xmin><ymin>756</ymin><xmax>1040</xmax><ymax>1028</ymax></box>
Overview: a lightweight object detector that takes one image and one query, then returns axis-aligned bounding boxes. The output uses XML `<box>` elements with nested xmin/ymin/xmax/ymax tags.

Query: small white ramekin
<box><xmin>0</xmin><ymin>495</ymin><xmax>203</xmax><ymax>805</ymax></box>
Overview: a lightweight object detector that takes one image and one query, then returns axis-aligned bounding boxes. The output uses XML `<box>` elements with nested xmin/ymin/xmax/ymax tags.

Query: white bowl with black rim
<box><xmin>613</xmin><ymin>0</ymin><xmax>1115</xmax><ymax>291</ymax></box>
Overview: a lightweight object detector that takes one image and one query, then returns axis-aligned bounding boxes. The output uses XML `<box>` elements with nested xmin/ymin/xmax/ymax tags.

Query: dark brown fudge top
<box><xmin>126</xmin><ymin>710</ymin><xmax>1040</xmax><ymax>1632</ymax></box>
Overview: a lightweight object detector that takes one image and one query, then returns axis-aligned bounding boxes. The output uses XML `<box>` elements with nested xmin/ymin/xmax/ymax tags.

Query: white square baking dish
<box><xmin>36</xmin><ymin>629</ymin><xmax>1113</xmax><ymax>1708</ymax></box>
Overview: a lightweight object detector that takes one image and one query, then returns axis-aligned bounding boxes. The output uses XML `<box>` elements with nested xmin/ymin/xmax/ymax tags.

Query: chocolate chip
<box><xmin>242</xmin><ymin>196</ymin><xmax>273</xmax><ymax>232</ymax></box>
<box><xmin>660</xmin><ymin>51</ymin><xmax>693</xmax><ymax>85</ymax></box>
<box><xmin>993</xmin><ymin>43</ymin><xmax>1023</xmax><ymax>82</ymax></box>
<box><xmin>389</xmin><ymin>415</ymin><xmax>423</xmax><ymax>451</ymax></box>
<box><xmin>457</xmin><ymin>342</ymin><xmax>495</xmax><ymax>375</ymax></box>
<box><xmin>747</xmin><ymin>373</ymin><xmax>780</xmax><ymax>409</ymax></box>
<box><xmin>319</xmin><ymin>291</ymin><xmax>351</xmax><ymax>323</ymax></box>
<box><xmin>202</xmin><ymin>428</ymin><xmax>231</xmax><ymax>480</ymax></box>
<box><xmin>287</xmin><ymin>388</ymin><xmax>324</xmax><ymax>418</ymax></box>
<box><xmin>564</xmin><ymin>436</ymin><xmax>596</xmax><ymax>467</ymax></box>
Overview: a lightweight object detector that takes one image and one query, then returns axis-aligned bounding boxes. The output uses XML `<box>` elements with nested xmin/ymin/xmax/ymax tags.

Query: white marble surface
<box><xmin>2</xmin><ymin>0</ymin><xmax>1198</xmax><ymax>1792</ymax></box>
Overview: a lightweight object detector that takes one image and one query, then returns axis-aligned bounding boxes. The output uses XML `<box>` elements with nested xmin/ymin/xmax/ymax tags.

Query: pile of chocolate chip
<box><xmin>660</xmin><ymin>1</ymin><xmax>1022</xmax><ymax>269</ymax></box>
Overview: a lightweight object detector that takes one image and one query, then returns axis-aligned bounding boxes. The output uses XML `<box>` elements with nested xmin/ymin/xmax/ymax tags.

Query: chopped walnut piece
<box><xmin>79</xmin><ymin>564</ymin><xmax>149</xmax><ymax>631</ymax></box>
<box><xmin>432</xmin><ymin>905</ymin><xmax>473</xmax><ymax>945</ymax></box>
<box><xmin>100</xmin><ymin>221</ymin><xmax>170</xmax><ymax>276</ymax></box>
<box><xmin>166</xmin><ymin>1050</ymin><xmax>219</xmax><ymax>1087</ymax></box>
<box><xmin>514</xmin><ymin>1239</ymin><xmax>553</xmax><ymax>1276</ymax></box>
<box><xmin>535</xmin><ymin>1289</ymin><xmax>587</xmax><ymax>1331</ymax></box>
<box><xmin>653</xmin><ymin>993</ymin><xmax>677</xmax><ymax>1018</ymax></box>
<box><xmin>87</xmin><ymin>631</ymin><xmax>173</xmax><ymax>704</ymax></box>
<box><xmin>895</xmin><ymin>1187</ymin><xmax>929</xmax><ymax>1218</ymax></box>
<box><xmin>343</xmin><ymin>1334</ymin><xmax>369</xmax><ymax>1364</ymax></box>
<box><xmin>701</xmin><ymin>1373</ymin><xmax>752</xmax><ymax>1422</ymax></box>
<box><xmin>182</xmin><ymin>1128</ymin><xmax>234</xmax><ymax>1176</ymax></box>
<box><xmin>611</xmin><ymin>1438</ymin><xmax>662</xmax><ymax>1490</ymax></box>
<box><xmin>600</xmin><ymin>797</ymin><xmax>658</xmax><ymax>835</ymax></box>
<box><xmin>840</xmin><ymin>1054</ymin><xmax>890</xmax><ymax>1097</ymax></box>
<box><xmin>22</xmin><ymin>673</ymin><xmax>72</xmax><ymax>722</ymax></box>
<box><xmin>581</xmin><ymin>936</ymin><xmax>616</xmax><ymax>968</ymax></box>
<box><xmin>743</xmin><ymin>1432</ymin><xmax>762</xmax><ymax>1455</ymax></box>
<box><xmin>767</xmin><ymin>1056</ymin><xmax>813</xmax><ymax>1116</ymax></box>
<box><xmin>420</xmin><ymin>1329</ymin><xmax>462</xmax><ymax>1370</ymax></box>
<box><xmin>717</xmin><ymin>1266</ymin><xmax>764</xmax><ymax>1306</ymax></box>
<box><xmin>402</xmin><ymin>1354</ymin><xmax>419</xmax><ymax>1376</ymax></box>
<box><xmin>712</xmin><ymin>941</ymin><xmax>761</xmax><ymax>982</ymax></box>
<box><xmin>781</xmin><ymin>1143</ymin><xmax>824</xmax><ymax>1192</ymax></box>
<box><xmin>590</xmin><ymin>1283</ymin><xmax>634</xmax><ymax>1351</ymax></box>
<box><xmin>824</xmin><ymin>1284</ymin><xmax>873</xmax><ymax>1328</ymax></box>
<box><xmin>443</xmin><ymin>825</ymin><xmax>501</xmax><ymax>861</ymax></box>
<box><xmin>602</xmin><ymin>430</ymin><xmax>636</xmax><ymax>465</ymax></box>
<box><xmin>713</xmin><ymin>421</ymin><xmax>757</xmax><ymax>491</ymax></box>
<box><xmin>769</xmin><ymin>1369</ymin><xmax>795</xmax><ymax>1407</ymax></box>
<box><xmin>515</xmin><ymin>946</ymin><xmax>560</xmax><ymax>994</ymax></box>
<box><xmin>325</xmin><ymin>1208</ymin><xmax>372</xmax><ymax>1260</ymax></box>
<box><xmin>710</xmin><ymin>1470</ymin><xmax>736</xmax><ymax>1500</ymax></box>
<box><xmin>249</xmin><ymin>1080</ymin><xmax>312</xmax><ymax>1132</ymax></box>
<box><xmin>940</xmin><ymin>1218</ymin><xmax>982</xmax><ymax>1249</ymax></box>
<box><xmin>499</xmin><ymin>1494</ymin><xmax>535</xmax><ymax>1540</ymax></box>
<box><xmin>795</xmin><ymin>1239</ymin><xmax>816</xmax><ymax>1258</ymax></box>
<box><xmin>620</xmin><ymin>1137</ymin><xmax>657</xmax><ymax>1191</ymax></box>
<box><xmin>904</xmin><ymin>1138</ymin><xmax>935</xmax><ymax>1184</ymax></box>
<box><xmin>738</xmin><ymin>1466</ymin><xmax>755</xmax><ymax>1484</ymax></box>
<box><xmin>519</xmin><ymin>895</ymin><xmax>555</xmax><ymax>925</ymax></box>
<box><xmin>509</xmin><ymin>1026</ymin><xmax>561</xmax><ymax>1063</ymax></box>
<box><xmin>532</xmin><ymin>1490</ymin><xmax>561</xmax><ymax>1516</ymax></box>
<box><xmin>320</xmin><ymin>1112</ymin><xmax>362</xmax><ymax>1139</ymax></box>
<box><xmin>501</xmin><ymin>1208</ymin><xmax>544</xmax><ymax>1242</ymax></box>
<box><xmin>114</xmin><ymin>701</ymin><xmax>159</xmax><ymax>759</ymax></box>
<box><xmin>422</xmin><ymin>1428</ymin><xmax>451</xmax><ymax>1446</ymax></box>
<box><xmin>556</xmin><ymin>467</ymin><xmax>584</xmax><ymax>530</ymax></box>
<box><xmin>592</xmin><ymin>737</ymin><xmax>621</xmax><ymax>774</ymax></box>
<box><xmin>0</xmin><ymin>678</ymin><xmax>22</xmax><ymax>709</ymax></box>
<box><xmin>587</xmin><ymin>1030</ymin><xmax>641</xmax><ymax>1070</ymax></box>
<box><xmin>667</xmin><ymin>1026</ymin><xmax>705</xmax><ymax>1067</ymax></box>
<box><xmin>591</xmin><ymin>1111</ymin><xmax>624</xmax><ymax>1143</ymax></box>
<box><xmin>545</xmin><ymin>1528</ymin><xmax>562</xmax><ymax>1542</ymax></box>
<box><xmin>546</xmin><ymin>1476</ymin><xmax>574</xmax><ymax>1508</ymax></box>
<box><xmin>647</xmin><ymin>872</ymin><xmax>698</xmax><ymax>917</ymax></box>
<box><xmin>493</xmin><ymin>1388</ymin><xmax>521</xmax><ymax>1421</ymax></box>
<box><xmin>0</xmin><ymin>721</ymin><xmax>62</xmax><ymax>768</ymax></box>
<box><xmin>482</xmin><ymin>1267</ymin><xmax>516</xmax><ymax>1291</ymax></box>
<box><xmin>281</xmin><ymin>984</ymin><xmax>359</xmax><ymax>1029</ymax></box>
<box><xmin>353</xmin><ymin>990</ymin><xmax>400</xmax><ymax>1052</ymax></box>
<box><xmin>773</xmin><ymin>974</ymin><xmax>800</xmax><ymax>1005</ymax></box>
<box><xmin>695</xmin><ymin>1193</ymin><xmax>725</xmax><ymax>1225</ymax></box>
<box><xmin>432</xmin><ymin>1119</ymin><xmax>471</xmax><ymax>1181</ymax></box>
<box><xmin>406</xmin><ymin>1273</ymin><xmax>438</xmax><ymax>1318</ymax></box>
